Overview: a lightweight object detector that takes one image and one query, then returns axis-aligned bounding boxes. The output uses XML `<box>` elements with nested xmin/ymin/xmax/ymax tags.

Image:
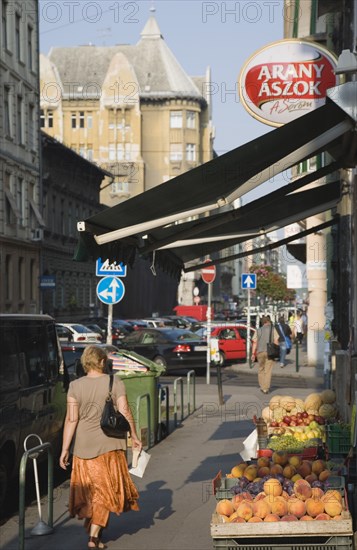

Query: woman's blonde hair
<box><xmin>81</xmin><ymin>345</ymin><xmax>108</xmax><ymax>374</ymax></box>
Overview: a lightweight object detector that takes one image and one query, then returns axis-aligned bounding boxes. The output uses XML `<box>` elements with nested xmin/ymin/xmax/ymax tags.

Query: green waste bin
<box><xmin>111</xmin><ymin>350</ymin><xmax>165</xmax><ymax>446</ymax></box>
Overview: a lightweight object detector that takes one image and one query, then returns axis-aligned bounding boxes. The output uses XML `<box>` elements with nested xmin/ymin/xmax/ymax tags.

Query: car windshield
<box><xmin>161</xmin><ymin>329</ymin><xmax>201</xmax><ymax>341</ymax></box>
<box><xmin>71</xmin><ymin>324</ymin><xmax>92</xmax><ymax>333</ymax></box>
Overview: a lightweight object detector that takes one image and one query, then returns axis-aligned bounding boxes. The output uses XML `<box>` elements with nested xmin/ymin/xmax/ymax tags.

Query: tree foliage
<box><xmin>249</xmin><ymin>264</ymin><xmax>296</xmax><ymax>303</ymax></box>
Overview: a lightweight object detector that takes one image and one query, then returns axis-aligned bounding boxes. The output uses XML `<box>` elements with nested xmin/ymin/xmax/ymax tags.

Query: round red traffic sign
<box><xmin>201</xmin><ymin>260</ymin><xmax>216</xmax><ymax>284</ymax></box>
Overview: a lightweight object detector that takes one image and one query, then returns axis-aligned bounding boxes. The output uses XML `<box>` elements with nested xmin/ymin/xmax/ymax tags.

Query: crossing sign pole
<box><xmin>241</xmin><ymin>274</ymin><xmax>257</xmax><ymax>368</ymax></box>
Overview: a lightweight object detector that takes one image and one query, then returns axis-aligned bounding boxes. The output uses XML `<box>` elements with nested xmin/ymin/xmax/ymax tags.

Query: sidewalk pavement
<box><xmin>1</xmin><ymin>346</ymin><xmax>328</xmax><ymax>550</ymax></box>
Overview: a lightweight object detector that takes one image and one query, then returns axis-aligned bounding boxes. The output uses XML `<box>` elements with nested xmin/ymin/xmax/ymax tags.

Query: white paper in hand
<box><xmin>129</xmin><ymin>450</ymin><xmax>151</xmax><ymax>478</ymax></box>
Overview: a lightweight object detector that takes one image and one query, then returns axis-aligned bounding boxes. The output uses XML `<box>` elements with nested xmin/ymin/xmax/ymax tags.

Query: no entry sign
<box><xmin>201</xmin><ymin>260</ymin><xmax>216</xmax><ymax>284</ymax></box>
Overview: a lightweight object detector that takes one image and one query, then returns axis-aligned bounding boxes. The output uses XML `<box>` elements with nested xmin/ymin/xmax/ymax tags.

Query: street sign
<box><xmin>96</xmin><ymin>258</ymin><xmax>127</xmax><ymax>277</ymax></box>
<box><xmin>201</xmin><ymin>260</ymin><xmax>216</xmax><ymax>284</ymax></box>
<box><xmin>241</xmin><ymin>273</ymin><xmax>257</xmax><ymax>289</ymax></box>
<box><xmin>96</xmin><ymin>276</ymin><xmax>125</xmax><ymax>305</ymax></box>
<box><xmin>40</xmin><ymin>275</ymin><xmax>56</xmax><ymax>289</ymax></box>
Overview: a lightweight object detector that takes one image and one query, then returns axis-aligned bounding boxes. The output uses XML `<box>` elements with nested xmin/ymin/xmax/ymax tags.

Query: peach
<box><xmin>282</xmin><ymin>465</ymin><xmax>296</xmax><ymax>479</ymax></box>
<box><xmin>248</xmin><ymin>516</ymin><xmax>263</xmax><ymax>522</ymax></box>
<box><xmin>281</xmin><ymin>514</ymin><xmax>299</xmax><ymax>521</ymax></box>
<box><xmin>288</xmin><ymin>497</ymin><xmax>306</xmax><ymax>518</ymax></box>
<box><xmin>288</xmin><ymin>455</ymin><xmax>301</xmax><ymax>468</ymax></box>
<box><xmin>244</xmin><ymin>466</ymin><xmax>258</xmax><ymax>481</ymax></box>
<box><xmin>271</xmin><ymin>497</ymin><xmax>288</xmax><ymax>517</ymax></box>
<box><xmin>311</xmin><ymin>459</ymin><xmax>326</xmax><ymax>475</ymax></box>
<box><xmin>305</xmin><ymin>497</ymin><xmax>325</xmax><ymax>517</ymax></box>
<box><xmin>322</xmin><ymin>490</ymin><xmax>342</xmax><ymax>504</ymax></box>
<box><xmin>300</xmin><ymin>515</ymin><xmax>314</xmax><ymax>521</ymax></box>
<box><xmin>216</xmin><ymin>499</ymin><xmax>235</xmax><ymax>516</ymax></box>
<box><xmin>311</xmin><ymin>487</ymin><xmax>324</xmax><ymax>500</ymax></box>
<box><xmin>281</xmin><ymin>491</ymin><xmax>290</xmax><ymax>501</ymax></box>
<box><xmin>297</xmin><ymin>460</ymin><xmax>312</xmax><ymax>478</ymax></box>
<box><xmin>236</xmin><ymin>501</ymin><xmax>254</xmax><ymax>521</ymax></box>
<box><xmin>294</xmin><ymin>479</ymin><xmax>312</xmax><ymax>501</ymax></box>
<box><xmin>231</xmin><ymin>516</ymin><xmax>246</xmax><ymax>523</ymax></box>
<box><xmin>319</xmin><ymin>470</ymin><xmax>331</xmax><ymax>482</ymax></box>
<box><xmin>258</xmin><ymin>466</ymin><xmax>271</xmax><ymax>478</ymax></box>
<box><xmin>332</xmin><ymin>515</ymin><xmax>342</xmax><ymax>521</ymax></box>
<box><xmin>315</xmin><ymin>513</ymin><xmax>331</xmax><ymax>521</ymax></box>
<box><xmin>272</xmin><ymin>451</ymin><xmax>289</xmax><ymax>466</ymax></box>
<box><xmin>257</xmin><ymin>456</ymin><xmax>270</xmax><ymax>468</ymax></box>
<box><xmin>255</xmin><ymin>492</ymin><xmax>267</xmax><ymax>501</ymax></box>
<box><xmin>227</xmin><ymin>511</ymin><xmax>240</xmax><ymax>522</ymax></box>
<box><xmin>264</xmin><ymin>478</ymin><xmax>283</xmax><ymax>497</ymax></box>
<box><xmin>264</xmin><ymin>513</ymin><xmax>280</xmax><ymax>522</ymax></box>
<box><xmin>324</xmin><ymin>499</ymin><xmax>342</xmax><ymax>518</ymax></box>
<box><xmin>253</xmin><ymin>499</ymin><xmax>271</xmax><ymax>519</ymax></box>
<box><xmin>305</xmin><ymin>473</ymin><xmax>318</xmax><ymax>484</ymax></box>
<box><xmin>270</xmin><ymin>464</ymin><xmax>284</xmax><ymax>476</ymax></box>
<box><xmin>231</xmin><ymin>492</ymin><xmax>253</xmax><ymax>510</ymax></box>
<box><xmin>291</xmin><ymin>474</ymin><xmax>302</xmax><ymax>482</ymax></box>
<box><xmin>231</xmin><ymin>463</ymin><xmax>247</xmax><ymax>477</ymax></box>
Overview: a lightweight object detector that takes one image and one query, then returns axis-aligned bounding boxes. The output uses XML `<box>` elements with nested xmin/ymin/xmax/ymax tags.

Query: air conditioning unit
<box><xmin>31</xmin><ymin>228</ymin><xmax>44</xmax><ymax>241</ymax></box>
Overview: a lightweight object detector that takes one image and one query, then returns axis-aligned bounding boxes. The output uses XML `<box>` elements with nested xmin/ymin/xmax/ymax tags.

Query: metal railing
<box><xmin>173</xmin><ymin>377</ymin><xmax>184</xmax><ymax>427</ymax></box>
<box><xmin>19</xmin><ymin>438</ymin><xmax>54</xmax><ymax>550</ymax></box>
<box><xmin>186</xmin><ymin>370</ymin><xmax>196</xmax><ymax>415</ymax></box>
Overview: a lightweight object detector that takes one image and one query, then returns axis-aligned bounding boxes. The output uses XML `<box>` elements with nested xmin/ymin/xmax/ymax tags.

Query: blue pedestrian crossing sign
<box><xmin>241</xmin><ymin>273</ymin><xmax>257</xmax><ymax>289</ymax></box>
<box><xmin>96</xmin><ymin>276</ymin><xmax>125</xmax><ymax>305</ymax></box>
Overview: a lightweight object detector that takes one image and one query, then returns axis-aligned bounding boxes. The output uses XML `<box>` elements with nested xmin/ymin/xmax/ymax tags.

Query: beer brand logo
<box><xmin>239</xmin><ymin>40</ymin><xmax>338</xmax><ymax>127</ymax></box>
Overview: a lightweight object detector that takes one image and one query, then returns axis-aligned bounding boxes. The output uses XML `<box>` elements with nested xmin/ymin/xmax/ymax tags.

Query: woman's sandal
<box><xmin>88</xmin><ymin>536</ymin><xmax>107</xmax><ymax>549</ymax></box>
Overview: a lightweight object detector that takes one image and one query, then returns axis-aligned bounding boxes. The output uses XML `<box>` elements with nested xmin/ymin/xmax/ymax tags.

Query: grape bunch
<box><xmin>268</xmin><ymin>435</ymin><xmax>304</xmax><ymax>452</ymax></box>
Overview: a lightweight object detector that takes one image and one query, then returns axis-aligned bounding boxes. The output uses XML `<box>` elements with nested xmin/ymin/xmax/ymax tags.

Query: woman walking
<box><xmin>60</xmin><ymin>345</ymin><xmax>142</xmax><ymax>549</ymax></box>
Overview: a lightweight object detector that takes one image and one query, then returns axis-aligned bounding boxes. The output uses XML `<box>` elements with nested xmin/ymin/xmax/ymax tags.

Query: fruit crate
<box><xmin>215</xmin><ymin>477</ymin><xmax>242</xmax><ymax>500</ymax></box>
<box><xmin>211</xmin><ymin>511</ymin><xmax>353</xmax><ymax>550</ymax></box>
<box><xmin>326</xmin><ymin>425</ymin><xmax>351</xmax><ymax>455</ymax></box>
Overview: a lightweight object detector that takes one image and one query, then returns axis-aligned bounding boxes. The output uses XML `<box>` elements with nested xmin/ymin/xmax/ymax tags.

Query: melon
<box><xmin>320</xmin><ymin>389</ymin><xmax>336</xmax><ymax>404</ymax></box>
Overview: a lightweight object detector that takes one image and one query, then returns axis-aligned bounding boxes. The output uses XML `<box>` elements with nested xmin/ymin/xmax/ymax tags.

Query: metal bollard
<box><xmin>19</xmin><ymin>435</ymin><xmax>54</xmax><ymax>550</ymax></box>
<box><xmin>186</xmin><ymin>370</ymin><xmax>196</xmax><ymax>416</ymax></box>
<box><xmin>173</xmin><ymin>377</ymin><xmax>184</xmax><ymax>427</ymax></box>
<box><xmin>157</xmin><ymin>385</ymin><xmax>170</xmax><ymax>440</ymax></box>
<box><xmin>295</xmin><ymin>340</ymin><xmax>299</xmax><ymax>372</ymax></box>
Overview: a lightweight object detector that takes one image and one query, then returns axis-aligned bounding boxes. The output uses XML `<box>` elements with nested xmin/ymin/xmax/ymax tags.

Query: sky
<box><xmin>38</xmin><ymin>0</ymin><xmax>288</xmax><ymax>199</ymax></box>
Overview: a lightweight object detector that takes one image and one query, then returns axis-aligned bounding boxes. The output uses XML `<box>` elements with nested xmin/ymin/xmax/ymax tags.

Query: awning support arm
<box><xmin>141</xmin><ymin>161</ymin><xmax>341</xmax><ymax>254</ymax></box>
<box><xmin>183</xmin><ymin>218</ymin><xmax>339</xmax><ymax>272</ymax></box>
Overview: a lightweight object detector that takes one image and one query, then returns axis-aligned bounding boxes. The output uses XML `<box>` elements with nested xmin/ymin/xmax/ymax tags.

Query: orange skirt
<box><xmin>69</xmin><ymin>450</ymin><xmax>139</xmax><ymax>529</ymax></box>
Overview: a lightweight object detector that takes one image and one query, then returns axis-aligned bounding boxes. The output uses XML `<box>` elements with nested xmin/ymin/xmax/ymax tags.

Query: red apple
<box><xmin>283</xmin><ymin>416</ymin><xmax>291</xmax><ymax>424</ymax></box>
<box><xmin>302</xmin><ymin>412</ymin><xmax>308</xmax><ymax>418</ymax></box>
<box><xmin>270</xmin><ymin>421</ymin><xmax>278</xmax><ymax>427</ymax></box>
<box><xmin>308</xmin><ymin>414</ymin><xmax>315</xmax><ymax>422</ymax></box>
<box><xmin>290</xmin><ymin>415</ymin><xmax>297</xmax><ymax>422</ymax></box>
<box><xmin>315</xmin><ymin>416</ymin><xmax>325</xmax><ymax>425</ymax></box>
<box><xmin>303</xmin><ymin>418</ymin><xmax>310</xmax><ymax>425</ymax></box>
<box><xmin>280</xmin><ymin>422</ymin><xmax>289</xmax><ymax>427</ymax></box>
<box><xmin>296</xmin><ymin>419</ymin><xmax>304</xmax><ymax>425</ymax></box>
<box><xmin>290</xmin><ymin>421</ymin><xmax>296</xmax><ymax>426</ymax></box>
<box><xmin>296</xmin><ymin>413</ymin><xmax>303</xmax><ymax>419</ymax></box>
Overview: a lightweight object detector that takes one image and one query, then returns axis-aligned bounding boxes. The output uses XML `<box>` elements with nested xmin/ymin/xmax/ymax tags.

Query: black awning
<box><xmin>76</xmin><ymin>89</ymin><xmax>356</xmax><ymax>277</ymax></box>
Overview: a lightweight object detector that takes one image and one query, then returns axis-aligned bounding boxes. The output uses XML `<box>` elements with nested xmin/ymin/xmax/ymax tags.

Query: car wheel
<box><xmin>0</xmin><ymin>453</ymin><xmax>10</xmax><ymax>512</ymax></box>
<box><xmin>218</xmin><ymin>351</ymin><xmax>226</xmax><ymax>367</ymax></box>
<box><xmin>154</xmin><ymin>356</ymin><xmax>167</xmax><ymax>368</ymax></box>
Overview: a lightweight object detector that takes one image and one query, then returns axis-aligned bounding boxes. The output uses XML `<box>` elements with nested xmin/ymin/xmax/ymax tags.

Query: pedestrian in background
<box><xmin>276</xmin><ymin>316</ymin><xmax>292</xmax><ymax>368</ymax></box>
<box><xmin>60</xmin><ymin>345</ymin><xmax>142</xmax><ymax>549</ymax></box>
<box><xmin>294</xmin><ymin>311</ymin><xmax>304</xmax><ymax>344</ymax></box>
<box><xmin>288</xmin><ymin>310</ymin><xmax>296</xmax><ymax>341</ymax></box>
<box><xmin>253</xmin><ymin>315</ymin><xmax>280</xmax><ymax>394</ymax></box>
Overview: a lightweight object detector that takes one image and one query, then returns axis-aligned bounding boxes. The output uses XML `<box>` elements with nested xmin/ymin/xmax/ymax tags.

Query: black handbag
<box><xmin>100</xmin><ymin>374</ymin><xmax>130</xmax><ymax>438</ymax></box>
<box><xmin>267</xmin><ymin>325</ymin><xmax>280</xmax><ymax>360</ymax></box>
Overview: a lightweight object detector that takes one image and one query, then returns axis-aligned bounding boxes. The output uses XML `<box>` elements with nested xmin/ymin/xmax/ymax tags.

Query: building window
<box><xmin>87</xmin><ymin>147</ymin><xmax>93</xmax><ymax>161</ymax></box>
<box><xmin>186</xmin><ymin>143</ymin><xmax>196</xmax><ymax>162</ymax></box>
<box><xmin>15</xmin><ymin>12</ymin><xmax>21</xmax><ymax>60</ymax></box>
<box><xmin>186</xmin><ymin>111</ymin><xmax>196</xmax><ymax>129</ymax></box>
<box><xmin>4</xmin><ymin>85</ymin><xmax>11</xmax><ymax>137</ymax></box>
<box><xmin>19</xmin><ymin>257</ymin><xmax>25</xmax><ymax>300</ymax></box>
<box><xmin>27</xmin><ymin>25</ymin><xmax>33</xmax><ymax>70</ymax></box>
<box><xmin>170</xmin><ymin>111</ymin><xmax>182</xmax><ymax>128</ymax></box>
<box><xmin>79</xmin><ymin>144</ymin><xmax>86</xmax><ymax>158</ymax></box>
<box><xmin>79</xmin><ymin>111</ymin><xmax>85</xmax><ymax>128</ymax></box>
<box><xmin>111</xmin><ymin>181</ymin><xmax>129</xmax><ymax>194</ymax></box>
<box><xmin>48</xmin><ymin>110</ymin><xmax>53</xmax><ymax>128</ymax></box>
<box><xmin>40</xmin><ymin>109</ymin><xmax>45</xmax><ymax>128</ymax></box>
<box><xmin>2</xmin><ymin>0</ymin><xmax>8</xmax><ymax>50</ymax></box>
<box><xmin>87</xmin><ymin>114</ymin><xmax>93</xmax><ymax>129</ymax></box>
<box><xmin>17</xmin><ymin>177</ymin><xmax>25</xmax><ymax>226</ymax></box>
<box><xmin>29</xmin><ymin>104</ymin><xmax>35</xmax><ymax>149</ymax></box>
<box><xmin>109</xmin><ymin>143</ymin><xmax>116</xmax><ymax>161</ymax></box>
<box><xmin>17</xmin><ymin>96</ymin><xmax>24</xmax><ymax>144</ymax></box>
<box><xmin>30</xmin><ymin>258</ymin><xmax>36</xmax><ymax>300</ymax></box>
<box><xmin>71</xmin><ymin>113</ymin><xmax>76</xmax><ymax>128</ymax></box>
<box><xmin>5</xmin><ymin>254</ymin><xmax>13</xmax><ymax>301</ymax></box>
<box><xmin>170</xmin><ymin>143</ymin><xmax>183</xmax><ymax>161</ymax></box>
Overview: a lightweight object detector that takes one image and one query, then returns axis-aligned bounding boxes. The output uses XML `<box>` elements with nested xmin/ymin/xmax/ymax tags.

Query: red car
<box><xmin>196</xmin><ymin>324</ymin><xmax>256</xmax><ymax>366</ymax></box>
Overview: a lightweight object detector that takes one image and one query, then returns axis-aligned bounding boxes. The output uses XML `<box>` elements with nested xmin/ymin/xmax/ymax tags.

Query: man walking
<box><xmin>254</xmin><ymin>315</ymin><xmax>280</xmax><ymax>394</ymax></box>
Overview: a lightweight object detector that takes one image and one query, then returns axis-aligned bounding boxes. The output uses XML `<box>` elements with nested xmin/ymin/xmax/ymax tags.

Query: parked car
<box><xmin>195</xmin><ymin>324</ymin><xmax>256</xmax><ymax>366</ymax></box>
<box><xmin>81</xmin><ymin>323</ymin><xmax>106</xmax><ymax>341</ymax></box>
<box><xmin>161</xmin><ymin>315</ymin><xmax>192</xmax><ymax>329</ymax></box>
<box><xmin>79</xmin><ymin>317</ymin><xmax>130</xmax><ymax>343</ymax></box>
<box><xmin>142</xmin><ymin>318</ymin><xmax>175</xmax><ymax>328</ymax></box>
<box><xmin>56</xmin><ymin>323</ymin><xmax>102</xmax><ymax>343</ymax></box>
<box><xmin>119</xmin><ymin>327</ymin><xmax>208</xmax><ymax>369</ymax></box>
<box><xmin>125</xmin><ymin>319</ymin><xmax>149</xmax><ymax>330</ymax></box>
<box><xmin>0</xmin><ymin>314</ymin><xmax>68</xmax><ymax>511</ymax></box>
